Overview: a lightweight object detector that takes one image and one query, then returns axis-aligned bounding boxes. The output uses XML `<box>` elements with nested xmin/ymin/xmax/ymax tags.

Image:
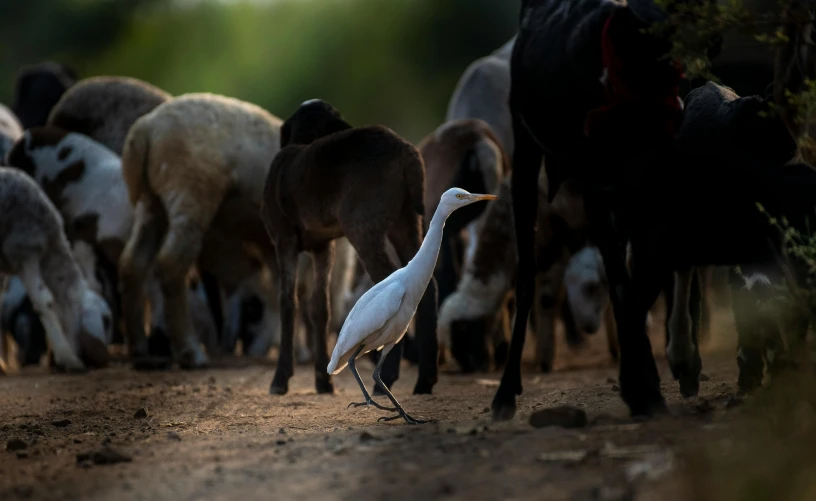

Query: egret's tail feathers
<box><xmin>327</xmin><ymin>351</ymin><xmax>350</xmax><ymax>375</ymax></box>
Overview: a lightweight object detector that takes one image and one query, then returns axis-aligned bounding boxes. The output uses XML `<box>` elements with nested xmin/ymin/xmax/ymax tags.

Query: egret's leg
<box><xmin>373</xmin><ymin>344</ymin><xmax>428</xmax><ymax>425</ymax></box>
<box><xmin>347</xmin><ymin>345</ymin><xmax>396</xmax><ymax>412</ymax></box>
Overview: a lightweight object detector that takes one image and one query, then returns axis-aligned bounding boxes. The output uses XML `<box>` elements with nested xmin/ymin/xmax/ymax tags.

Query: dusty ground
<box><xmin>0</xmin><ymin>307</ymin><xmax>752</xmax><ymax>501</ymax></box>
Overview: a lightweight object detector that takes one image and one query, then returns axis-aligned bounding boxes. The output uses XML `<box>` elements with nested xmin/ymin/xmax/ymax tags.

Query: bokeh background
<box><xmin>0</xmin><ymin>0</ymin><xmax>519</xmax><ymax>143</ymax></box>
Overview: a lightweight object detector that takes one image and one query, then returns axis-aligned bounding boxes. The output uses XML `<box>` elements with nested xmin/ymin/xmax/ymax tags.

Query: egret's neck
<box><xmin>404</xmin><ymin>203</ymin><xmax>452</xmax><ymax>298</ymax></box>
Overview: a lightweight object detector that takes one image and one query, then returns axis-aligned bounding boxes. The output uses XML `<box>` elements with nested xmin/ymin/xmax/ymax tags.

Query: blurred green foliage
<box><xmin>0</xmin><ymin>0</ymin><xmax>518</xmax><ymax>142</ymax></box>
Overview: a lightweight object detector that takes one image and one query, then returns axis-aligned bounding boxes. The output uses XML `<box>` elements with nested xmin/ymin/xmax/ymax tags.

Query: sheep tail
<box><xmin>121</xmin><ymin>118</ymin><xmax>151</xmax><ymax>205</ymax></box>
<box><xmin>404</xmin><ymin>148</ymin><xmax>426</xmax><ymax>217</ymax></box>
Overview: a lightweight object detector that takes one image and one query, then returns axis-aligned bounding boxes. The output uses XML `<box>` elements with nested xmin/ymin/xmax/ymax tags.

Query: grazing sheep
<box><xmin>12</xmin><ymin>62</ymin><xmax>77</xmax><ymax>129</ymax></box>
<box><xmin>0</xmin><ymin>104</ymin><xmax>23</xmax><ymax>160</ymax></box>
<box><xmin>492</xmin><ymin>0</ymin><xmax>687</xmax><ymax>420</ymax></box>
<box><xmin>0</xmin><ymin>167</ymin><xmax>112</xmax><ymax>372</ymax></box>
<box><xmin>261</xmin><ymin>99</ymin><xmax>438</xmax><ymax>396</ymax></box>
<box><xmin>418</xmin><ymin>119</ymin><xmax>509</xmax><ymax>356</ymax></box>
<box><xmin>4</xmin><ymin>127</ymin><xmax>222</xmax><ymax>361</ymax></box>
<box><xmin>446</xmin><ymin>37</ymin><xmax>516</xmax><ymax>158</ymax></box>
<box><xmin>119</xmin><ymin>93</ymin><xmax>282</xmax><ymax>369</ymax></box>
<box><xmin>438</xmin><ymin>174</ymin><xmax>616</xmax><ymax>372</ymax></box>
<box><xmin>47</xmin><ymin>76</ymin><xmax>171</xmax><ymax>156</ymax></box>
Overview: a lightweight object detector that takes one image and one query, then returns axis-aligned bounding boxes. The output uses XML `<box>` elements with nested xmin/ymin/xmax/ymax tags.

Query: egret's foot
<box><xmin>347</xmin><ymin>399</ymin><xmax>396</xmax><ymax>412</ymax></box>
<box><xmin>315</xmin><ymin>373</ymin><xmax>335</xmax><ymax>394</ymax></box>
<box><xmin>377</xmin><ymin>411</ymin><xmax>428</xmax><ymax>425</ymax></box>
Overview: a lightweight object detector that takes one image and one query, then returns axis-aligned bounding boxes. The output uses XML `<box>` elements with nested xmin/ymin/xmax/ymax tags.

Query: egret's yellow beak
<box><xmin>468</xmin><ymin>194</ymin><xmax>499</xmax><ymax>202</ymax></box>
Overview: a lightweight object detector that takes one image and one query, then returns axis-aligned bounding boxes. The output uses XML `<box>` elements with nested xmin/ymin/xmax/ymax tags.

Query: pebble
<box><xmin>6</xmin><ymin>438</ymin><xmax>28</xmax><ymax>452</ymax></box>
<box><xmin>359</xmin><ymin>431</ymin><xmax>381</xmax><ymax>443</ymax></box>
<box><xmin>167</xmin><ymin>432</ymin><xmax>182</xmax><ymax>442</ymax></box>
<box><xmin>76</xmin><ymin>447</ymin><xmax>132</xmax><ymax>465</ymax></box>
<box><xmin>133</xmin><ymin>407</ymin><xmax>149</xmax><ymax>419</ymax></box>
<box><xmin>529</xmin><ymin>405</ymin><xmax>588</xmax><ymax>429</ymax></box>
<box><xmin>51</xmin><ymin>419</ymin><xmax>72</xmax><ymax>428</ymax></box>
<box><xmin>611</xmin><ymin>384</ymin><xmax>620</xmax><ymax>392</ymax></box>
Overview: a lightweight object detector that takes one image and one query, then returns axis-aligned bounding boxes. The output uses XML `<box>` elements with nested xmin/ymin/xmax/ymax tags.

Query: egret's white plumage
<box><xmin>328</xmin><ymin>187</ymin><xmax>497</xmax><ymax>424</ymax></box>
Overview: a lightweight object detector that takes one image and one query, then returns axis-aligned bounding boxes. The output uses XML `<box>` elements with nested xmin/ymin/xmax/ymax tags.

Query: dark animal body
<box><xmin>493</xmin><ymin>0</ymin><xmax>689</xmax><ymax>420</ymax></box>
<box><xmin>262</xmin><ymin>100</ymin><xmax>438</xmax><ymax>396</ymax></box>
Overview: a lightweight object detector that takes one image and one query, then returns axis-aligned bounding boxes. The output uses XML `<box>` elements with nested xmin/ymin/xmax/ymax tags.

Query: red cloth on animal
<box><xmin>583</xmin><ymin>9</ymin><xmax>684</xmax><ymax>138</ymax></box>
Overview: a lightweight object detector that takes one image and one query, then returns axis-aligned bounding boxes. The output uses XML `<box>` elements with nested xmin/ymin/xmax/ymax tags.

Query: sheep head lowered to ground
<box><xmin>4</xmin><ymin>127</ymin><xmax>220</xmax><ymax>362</ymax></box>
<box><xmin>262</xmin><ymin>99</ymin><xmax>438</xmax><ymax>396</ymax></box>
<box><xmin>0</xmin><ymin>167</ymin><xmax>112</xmax><ymax>372</ymax></box>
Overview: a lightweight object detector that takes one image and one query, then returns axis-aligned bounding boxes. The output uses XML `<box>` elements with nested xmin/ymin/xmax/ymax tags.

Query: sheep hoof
<box><xmin>177</xmin><ymin>348</ymin><xmax>209</xmax><ymax>370</ymax></box>
<box><xmin>132</xmin><ymin>355</ymin><xmax>173</xmax><ymax>371</ymax></box>
<box><xmin>491</xmin><ymin>389</ymin><xmax>517</xmax><ymax>422</ymax></box>
<box><xmin>269</xmin><ymin>381</ymin><xmax>289</xmax><ymax>395</ymax></box>
<box><xmin>53</xmin><ymin>354</ymin><xmax>87</xmax><ymax>374</ymax></box>
<box><xmin>315</xmin><ymin>373</ymin><xmax>334</xmax><ymax>394</ymax></box>
<box><xmin>413</xmin><ymin>380</ymin><xmax>434</xmax><ymax>395</ymax></box>
<box><xmin>669</xmin><ymin>354</ymin><xmax>702</xmax><ymax>399</ymax></box>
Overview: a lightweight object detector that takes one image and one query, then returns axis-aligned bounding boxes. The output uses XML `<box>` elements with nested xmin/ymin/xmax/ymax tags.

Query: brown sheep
<box><xmin>261</xmin><ymin>99</ymin><xmax>438</xmax><ymax>396</ymax></box>
<box><xmin>47</xmin><ymin>76</ymin><xmax>171</xmax><ymax>155</ymax></box>
<box><xmin>119</xmin><ymin>93</ymin><xmax>282</xmax><ymax>369</ymax></box>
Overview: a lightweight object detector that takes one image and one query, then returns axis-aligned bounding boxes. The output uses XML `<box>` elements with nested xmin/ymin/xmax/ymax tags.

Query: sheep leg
<box><xmin>155</xmin><ymin>216</ymin><xmax>208</xmax><ymax>369</ymax></box>
<box><xmin>119</xmin><ymin>196</ymin><xmax>167</xmax><ymax>366</ymax></box>
<box><xmin>666</xmin><ymin>268</ymin><xmax>703</xmax><ymax>398</ymax></box>
<box><xmin>388</xmin><ymin>222</ymin><xmax>438</xmax><ymax>395</ymax></box>
<box><xmin>604</xmin><ymin>304</ymin><xmax>619</xmax><ymax>363</ymax></box>
<box><xmin>270</xmin><ymin>236</ymin><xmax>300</xmax><ymax>395</ymax></box>
<box><xmin>533</xmin><ymin>272</ymin><xmax>558</xmax><ymax>373</ymax></box>
<box><xmin>729</xmin><ymin>267</ymin><xmax>768</xmax><ymax>393</ymax></box>
<box><xmin>19</xmin><ymin>259</ymin><xmax>85</xmax><ymax>372</ymax></box>
<box><xmin>307</xmin><ymin>241</ymin><xmax>335</xmax><ymax>394</ymax></box>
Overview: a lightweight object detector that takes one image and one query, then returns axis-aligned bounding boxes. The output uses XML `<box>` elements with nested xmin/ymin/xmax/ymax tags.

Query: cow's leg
<box><xmin>491</xmin><ymin>117</ymin><xmax>543</xmax><ymax>421</ymax></box>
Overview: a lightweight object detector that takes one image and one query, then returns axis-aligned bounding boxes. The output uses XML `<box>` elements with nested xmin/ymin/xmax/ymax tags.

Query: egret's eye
<box><xmin>456</xmin><ymin>194</ymin><xmax>463</xmax><ymax>199</ymax></box>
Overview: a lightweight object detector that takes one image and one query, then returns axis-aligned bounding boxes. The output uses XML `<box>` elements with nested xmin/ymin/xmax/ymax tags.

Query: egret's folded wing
<box><xmin>328</xmin><ymin>280</ymin><xmax>406</xmax><ymax>373</ymax></box>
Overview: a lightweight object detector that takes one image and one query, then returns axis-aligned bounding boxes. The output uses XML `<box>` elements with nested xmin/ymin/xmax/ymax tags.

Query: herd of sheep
<box><xmin>0</xmin><ymin>36</ymin><xmax>611</xmax><ymax>400</ymax></box>
<box><xmin>2</xmin><ymin>0</ymin><xmax>816</xmax><ymax>425</ymax></box>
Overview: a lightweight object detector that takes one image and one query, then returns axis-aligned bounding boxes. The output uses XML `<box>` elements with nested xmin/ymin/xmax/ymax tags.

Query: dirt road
<box><xmin>0</xmin><ymin>309</ymin><xmax>749</xmax><ymax>501</ymax></box>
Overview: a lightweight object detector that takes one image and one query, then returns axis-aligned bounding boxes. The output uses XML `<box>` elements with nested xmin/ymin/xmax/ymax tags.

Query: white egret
<box><xmin>327</xmin><ymin>187</ymin><xmax>498</xmax><ymax>424</ymax></box>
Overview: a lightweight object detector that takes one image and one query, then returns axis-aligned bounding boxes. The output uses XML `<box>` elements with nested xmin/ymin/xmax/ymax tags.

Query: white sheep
<box><xmin>0</xmin><ymin>167</ymin><xmax>111</xmax><ymax>372</ymax></box>
<box><xmin>119</xmin><ymin>93</ymin><xmax>283</xmax><ymax>368</ymax></box>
